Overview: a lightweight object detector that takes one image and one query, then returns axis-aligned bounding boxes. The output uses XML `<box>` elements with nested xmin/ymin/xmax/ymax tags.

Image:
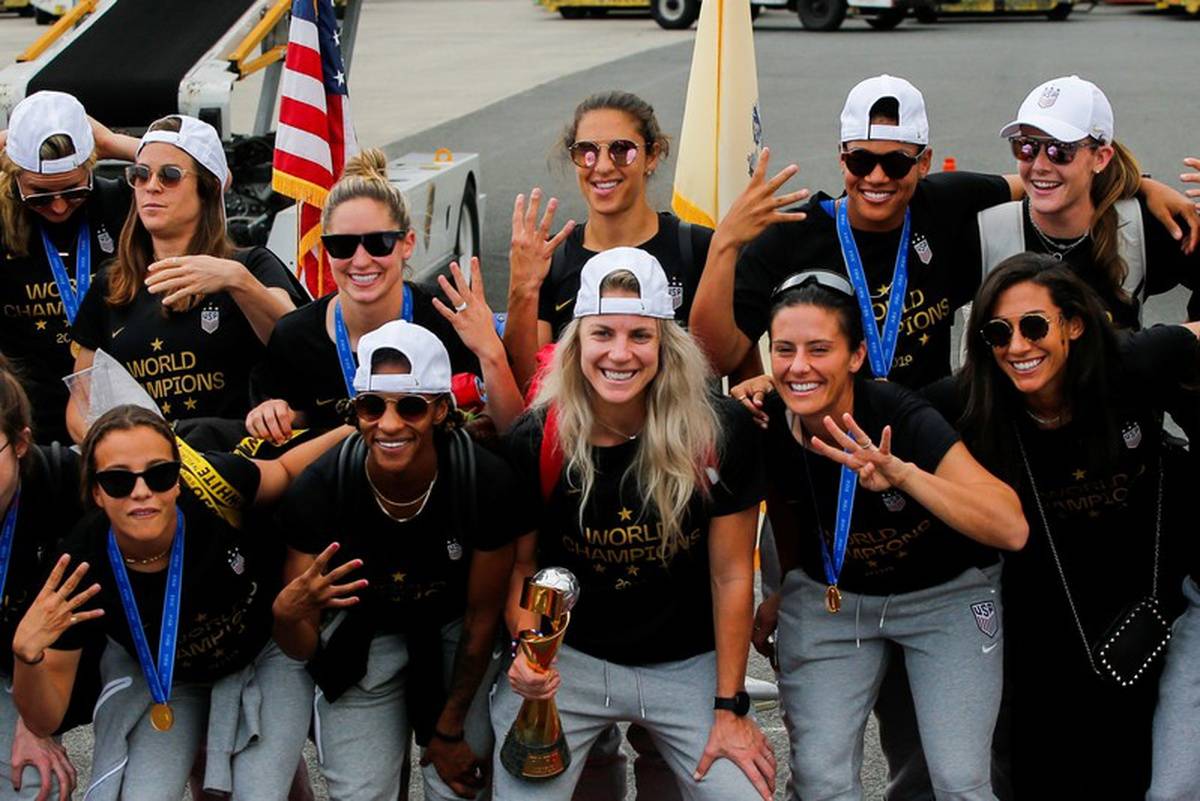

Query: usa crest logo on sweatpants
<box><xmin>971</xmin><ymin>601</ymin><xmax>998</xmax><ymax>638</ymax></box>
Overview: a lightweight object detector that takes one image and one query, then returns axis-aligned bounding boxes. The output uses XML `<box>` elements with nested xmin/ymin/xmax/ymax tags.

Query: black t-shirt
<box><xmin>504</xmin><ymin>397</ymin><xmax>764</xmax><ymax>665</ymax></box>
<box><xmin>0</xmin><ymin>177</ymin><xmax>132</xmax><ymax>443</ymax></box>
<box><xmin>964</xmin><ymin>196</ymin><xmax>1200</xmax><ymax>329</ymax></box>
<box><xmin>53</xmin><ymin>449</ymin><xmax>276</xmax><ymax>684</ymax></box>
<box><xmin>249</xmin><ymin>285</ymin><xmax>481</xmax><ymax>431</ymax></box>
<box><xmin>734</xmin><ymin>172</ymin><xmax>1012</xmax><ymax>390</ymax></box>
<box><xmin>537</xmin><ymin>212</ymin><xmax>714</xmax><ymax>339</ymax></box>
<box><xmin>0</xmin><ymin>444</ymin><xmax>82</xmax><ymax>675</ymax></box>
<box><xmin>280</xmin><ymin>431</ymin><xmax>527</xmax><ymax>631</ymax></box>
<box><xmin>71</xmin><ymin>247</ymin><xmax>304</xmax><ymax>422</ymax></box>
<box><xmin>765</xmin><ymin>379</ymin><xmax>997</xmax><ymax>596</ymax></box>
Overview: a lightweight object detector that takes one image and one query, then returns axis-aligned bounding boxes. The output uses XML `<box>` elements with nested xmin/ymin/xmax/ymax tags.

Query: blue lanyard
<box><xmin>821</xmin><ymin>464</ymin><xmax>858</xmax><ymax>588</ymax></box>
<box><xmin>105</xmin><ymin>509</ymin><xmax>185</xmax><ymax>707</ymax></box>
<box><xmin>38</xmin><ymin>220</ymin><xmax>91</xmax><ymax>325</ymax></box>
<box><xmin>832</xmin><ymin>199</ymin><xmax>910</xmax><ymax>379</ymax></box>
<box><xmin>333</xmin><ymin>284</ymin><xmax>413</xmax><ymax>397</ymax></box>
<box><xmin>0</xmin><ymin>489</ymin><xmax>19</xmax><ymax>608</ymax></box>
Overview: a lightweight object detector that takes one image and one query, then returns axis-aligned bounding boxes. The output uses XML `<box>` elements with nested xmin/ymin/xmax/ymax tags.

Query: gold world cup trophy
<box><xmin>500</xmin><ymin>566</ymin><xmax>581</xmax><ymax>781</ymax></box>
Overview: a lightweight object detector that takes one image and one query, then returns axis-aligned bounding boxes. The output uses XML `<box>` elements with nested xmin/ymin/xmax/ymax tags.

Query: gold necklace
<box><xmin>123</xmin><ymin>547</ymin><xmax>170</xmax><ymax>566</ymax></box>
<box><xmin>594</xmin><ymin>417</ymin><xmax>639</xmax><ymax>442</ymax></box>
<box><xmin>366</xmin><ymin>468</ymin><xmax>438</xmax><ymax>523</ymax></box>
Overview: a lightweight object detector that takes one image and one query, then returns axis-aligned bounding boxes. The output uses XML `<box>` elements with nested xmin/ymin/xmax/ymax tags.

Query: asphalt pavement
<box><xmin>0</xmin><ymin>1</ymin><xmax>1194</xmax><ymax>798</ymax></box>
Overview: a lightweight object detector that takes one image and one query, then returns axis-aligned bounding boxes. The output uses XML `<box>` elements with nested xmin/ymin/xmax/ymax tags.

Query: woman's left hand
<box><xmin>145</xmin><ymin>255</ymin><xmax>247</xmax><ymax>310</ymax></box>
<box><xmin>808</xmin><ymin>413</ymin><xmax>913</xmax><ymax>492</ymax></box>
<box><xmin>420</xmin><ymin>738</ymin><xmax>487</xmax><ymax>799</ymax></box>
<box><xmin>693</xmin><ymin>713</ymin><xmax>775</xmax><ymax>801</ymax></box>
<box><xmin>433</xmin><ymin>258</ymin><xmax>502</xmax><ymax>360</ymax></box>
<box><xmin>11</xmin><ymin>717</ymin><xmax>75</xmax><ymax>801</ymax></box>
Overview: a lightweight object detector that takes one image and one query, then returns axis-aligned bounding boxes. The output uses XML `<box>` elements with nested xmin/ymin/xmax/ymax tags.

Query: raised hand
<box><xmin>12</xmin><ymin>556</ymin><xmax>103</xmax><ymax>666</ymax></box>
<box><xmin>272</xmin><ymin>543</ymin><xmax>367</xmax><ymax>624</ymax></box>
<box><xmin>729</xmin><ymin>374</ymin><xmax>776</xmax><ymax>430</ymax></box>
<box><xmin>1184</xmin><ymin>157</ymin><xmax>1200</xmax><ymax>212</ymax></box>
<box><xmin>713</xmin><ymin>147</ymin><xmax>809</xmax><ymax>251</ymax></box>
<box><xmin>433</xmin><ymin>258</ymin><xmax>504</xmax><ymax>361</ymax></box>
<box><xmin>509</xmin><ymin>189</ymin><xmax>576</xmax><ymax>294</ymax></box>
<box><xmin>808</xmin><ymin>412</ymin><xmax>913</xmax><ymax>492</ymax></box>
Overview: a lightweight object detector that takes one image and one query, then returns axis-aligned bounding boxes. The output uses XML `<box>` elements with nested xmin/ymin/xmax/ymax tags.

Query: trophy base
<box><xmin>500</xmin><ymin>729</ymin><xmax>571</xmax><ymax>780</ymax></box>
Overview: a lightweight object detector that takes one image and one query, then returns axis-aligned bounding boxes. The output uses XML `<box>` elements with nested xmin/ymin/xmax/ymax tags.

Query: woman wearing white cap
<box><xmin>0</xmin><ymin>91</ymin><xmax>138</xmax><ymax>444</ymax></box>
<box><xmin>976</xmin><ymin>75</ymin><xmax>1200</xmax><ymax>329</ymax></box>
<box><xmin>10</xmin><ymin>403</ymin><xmax>350</xmax><ymax>800</ymax></box>
<box><xmin>246</xmin><ymin>148</ymin><xmax>523</xmax><ymax>444</ymax></box>
<box><xmin>273</xmin><ymin>320</ymin><xmax>528</xmax><ymax>801</ymax></box>
<box><xmin>493</xmin><ymin>247</ymin><xmax>774</xmax><ymax>800</ymax></box>
<box><xmin>65</xmin><ymin>114</ymin><xmax>306</xmax><ymax>441</ymax></box>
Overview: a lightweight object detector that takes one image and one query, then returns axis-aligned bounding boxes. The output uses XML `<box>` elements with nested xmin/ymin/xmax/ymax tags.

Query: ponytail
<box><xmin>1088</xmin><ymin>140</ymin><xmax>1141</xmax><ymax>304</ymax></box>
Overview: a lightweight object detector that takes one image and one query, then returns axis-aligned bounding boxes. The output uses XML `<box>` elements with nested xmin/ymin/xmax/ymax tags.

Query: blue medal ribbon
<box><xmin>333</xmin><ymin>284</ymin><xmax>413</xmax><ymax>397</ymax></box>
<box><xmin>0</xmin><ymin>489</ymin><xmax>20</xmax><ymax>609</ymax></box>
<box><xmin>105</xmin><ymin>508</ymin><xmax>185</xmax><ymax>709</ymax></box>
<box><xmin>39</xmin><ymin>221</ymin><xmax>91</xmax><ymax>325</ymax></box>
<box><xmin>833</xmin><ymin>198</ymin><xmax>911</xmax><ymax>379</ymax></box>
<box><xmin>821</xmin><ymin>464</ymin><xmax>858</xmax><ymax>591</ymax></box>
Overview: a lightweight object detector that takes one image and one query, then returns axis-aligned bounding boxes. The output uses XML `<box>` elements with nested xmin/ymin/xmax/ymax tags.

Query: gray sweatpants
<box><xmin>0</xmin><ymin>683</ymin><xmax>63</xmax><ymax>800</ymax></box>
<box><xmin>777</xmin><ymin>566</ymin><xmax>1004</xmax><ymax>801</ymax></box>
<box><xmin>313</xmin><ymin>622</ymin><xmax>500</xmax><ymax>801</ymax></box>
<box><xmin>1148</xmin><ymin>575</ymin><xmax>1200</xmax><ymax>801</ymax></box>
<box><xmin>489</xmin><ymin>645</ymin><xmax>762</xmax><ymax>801</ymax></box>
<box><xmin>85</xmin><ymin>639</ymin><xmax>312</xmax><ymax>801</ymax></box>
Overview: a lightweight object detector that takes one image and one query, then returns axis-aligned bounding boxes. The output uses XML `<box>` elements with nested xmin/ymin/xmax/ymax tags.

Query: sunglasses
<box><xmin>125</xmin><ymin>163</ymin><xmax>191</xmax><ymax>188</ymax></box>
<box><xmin>321</xmin><ymin>230</ymin><xmax>406</xmax><ymax>259</ymax></box>
<box><xmin>1009</xmin><ymin>136</ymin><xmax>1096</xmax><ymax>166</ymax></box>
<box><xmin>94</xmin><ymin>460</ymin><xmax>182</xmax><ymax>498</ymax></box>
<box><xmin>568</xmin><ymin>139</ymin><xmax>642</xmax><ymax>169</ymax></box>
<box><xmin>979</xmin><ymin>312</ymin><xmax>1060</xmax><ymax>349</ymax></box>
<box><xmin>352</xmin><ymin>393</ymin><xmax>436</xmax><ymax>423</ymax></box>
<box><xmin>772</xmin><ymin>269</ymin><xmax>854</xmax><ymax>300</ymax></box>
<box><xmin>841</xmin><ymin>147</ymin><xmax>926</xmax><ymax>180</ymax></box>
<box><xmin>19</xmin><ymin>176</ymin><xmax>93</xmax><ymax>208</ymax></box>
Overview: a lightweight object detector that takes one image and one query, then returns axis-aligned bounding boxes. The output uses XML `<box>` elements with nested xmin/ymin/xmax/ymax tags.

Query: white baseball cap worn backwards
<box><xmin>999</xmin><ymin>75</ymin><xmax>1114</xmax><ymax>144</ymax></box>
<box><xmin>5</xmin><ymin>91</ymin><xmax>95</xmax><ymax>174</ymax></box>
<box><xmin>840</xmin><ymin>75</ymin><xmax>929</xmax><ymax>147</ymax></box>
<box><xmin>138</xmin><ymin>115</ymin><xmax>230</xmax><ymax>188</ymax></box>
<box><xmin>353</xmin><ymin>320</ymin><xmax>453</xmax><ymax>395</ymax></box>
<box><xmin>573</xmin><ymin>247</ymin><xmax>675</xmax><ymax>320</ymax></box>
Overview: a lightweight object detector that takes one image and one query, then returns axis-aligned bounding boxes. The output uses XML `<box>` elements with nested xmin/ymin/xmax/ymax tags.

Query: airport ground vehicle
<box><xmin>0</xmin><ymin>0</ymin><xmax>482</xmax><ymax>284</ymax></box>
<box><xmin>538</xmin><ymin>0</ymin><xmax>941</xmax><ymax>31</ymax></box>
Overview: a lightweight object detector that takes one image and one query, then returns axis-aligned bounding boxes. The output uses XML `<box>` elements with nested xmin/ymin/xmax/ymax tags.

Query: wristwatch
<box><xmin>713</xmin><ymin>691</ymin><xmax>751</xmax><ymax>717</ymax></box>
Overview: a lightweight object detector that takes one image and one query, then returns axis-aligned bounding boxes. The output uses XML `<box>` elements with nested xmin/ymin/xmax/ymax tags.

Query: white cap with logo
<box><xmin>573</xmin><ymin>247</ymin><xmax>675</xmax><ymax>320</ymax></box>
<box><xmin>138</xmin><ymin>115</ymin><xmax>230</xmax><ymax>188</ymax></box>
<box><xmin>5</xmin><ymin>91</ymin><xmax>95</xmax><ymax>175</ymax></box>
<box><xmin>999</xmin><ymin>76</ymin><xmax>1114</xmax><ymax>144</ymax></box>
<box><xmin>839</xmin><ymin>75</ymin><xmax>929</xmax><ymax>146</ymax></box>
<box><xmin>353</xmin><ymin>320</ymin><xmax>453</xmax><ymax>395</ymax></box>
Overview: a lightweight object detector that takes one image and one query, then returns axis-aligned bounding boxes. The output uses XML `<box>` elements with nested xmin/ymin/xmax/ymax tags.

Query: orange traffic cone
<box><xmin>942</xmin><ymin>156</ymin><xmax>957</xmax><ymax>172</ymax></box>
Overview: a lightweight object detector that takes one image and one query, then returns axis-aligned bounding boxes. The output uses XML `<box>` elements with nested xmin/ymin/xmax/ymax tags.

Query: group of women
<box><xmin>0</xmin><ymin>67</ymin><xmax>1192</xmax><ymax>801</ymax></box>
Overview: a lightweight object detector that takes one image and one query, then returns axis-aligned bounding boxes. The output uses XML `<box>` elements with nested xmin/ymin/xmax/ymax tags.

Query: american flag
<box><xmin>272</xmin><ymin>0</ymin><xmax>357</xmax><ymax>297</ymax></box>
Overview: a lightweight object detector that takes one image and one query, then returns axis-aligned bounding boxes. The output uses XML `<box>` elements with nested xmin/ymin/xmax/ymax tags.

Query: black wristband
<box><xmin>432</xmin><ymin>727</ymin><xmax>465</xmax><ymax>743</ymax></box>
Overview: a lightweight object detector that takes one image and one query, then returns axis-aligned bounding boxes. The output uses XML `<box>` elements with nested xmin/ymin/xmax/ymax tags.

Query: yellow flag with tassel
<box><xmin>671</xmin><ymin>0</ymin><xmax>763</xmax><ymax>228</ymax></box>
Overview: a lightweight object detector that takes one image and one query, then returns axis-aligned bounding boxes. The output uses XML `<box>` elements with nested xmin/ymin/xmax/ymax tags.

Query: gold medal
<box><xmin>150</xmin><ymin>703</ymin><xmax>174</xmax><ymax>732</ymax></box>
<box><xmin>70</xmin><ymin>341</ymin><xmax>80</xmax><ymax>358</ymax></box>
<box><xmin>825</xmin><ymin>585</ymin><xmax>842</xmax><ymax>614</ymax></box>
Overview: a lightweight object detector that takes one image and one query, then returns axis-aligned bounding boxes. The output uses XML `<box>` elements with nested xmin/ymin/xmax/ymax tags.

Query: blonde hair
<box><xmin>0</xmin><ymin>135</ymin><xmax>97</xmax><ymax>257</ymax></box>
<box><xmin>1087</xmin><ymin>140</ymin><xmax>1141</xmax><ymax>305</ymax></box>
<box><xmin>533</xmin><ymin>270</ymin><xmax>719</xmax><ymax>561</ymax></box>
<box><xmin>321</xmin><ymin>148</ymin><xmax>411</xmax><ymax>233</ymax></box>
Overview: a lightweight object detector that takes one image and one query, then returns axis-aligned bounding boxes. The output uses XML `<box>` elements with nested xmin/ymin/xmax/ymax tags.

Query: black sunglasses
<box><xmin>321</xmin><ymin>230</ymin><xmax>406</xmax><ymax>259</ymax></box>
<box><xmin>568</xmin><ymin>139</ymin><xmax>642</xmax><ymax>169</ymax></box>
<box><xmin>979</xmin><ymin>312</ymin><xmax>1059</xmax><ymax>349</ymax></box>
<box><xmin>1009</xmin><ymin>136</ymin><xmax>1096</xmax><ymax>167</ymax></box>
<box><xmin>94</xmin><ymin>461</ymin><xmax>182</xmax><ymax>498</ymax></box>
<box><xmin>771</xmin><ymin>269</ymin><xmax>855</xmax><ymax>301</ymax></box>
<box><xmin>19</xmin><ymin>175</ymin><xmax>93</xmax><ymax>208</ymax></box>
<box><xmin>125</xmin><ymin>163</ymin><xmax>190</xmax><ymax>188</ymax></box>
<box><xmin>841</xmin><ymin>147</ymin><xmax>926</xmax><ymax>180</ymax></box>
<box><xmin>353</xmin><ymin>393</ymin><xmax>435</xmax><ymax>423</ymax></box>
